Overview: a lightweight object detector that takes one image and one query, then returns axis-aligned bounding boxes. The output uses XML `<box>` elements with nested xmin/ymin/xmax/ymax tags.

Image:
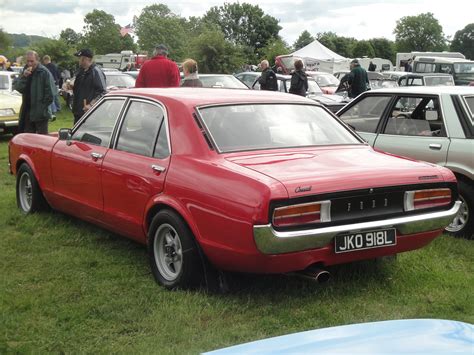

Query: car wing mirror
<box><xmin>58</xmin><ymin>128</ymin><xmax>72</xmax><ymax>141</ymax></box>
<box><xmin>425</xmin><ymin>111</ymin><xmax>438</xmax><ymax>121</ymax></box>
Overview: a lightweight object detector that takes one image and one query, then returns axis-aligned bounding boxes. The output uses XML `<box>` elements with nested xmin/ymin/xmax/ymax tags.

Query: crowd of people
<box><xmin>7</xmin><ymin>42</ymin><xmax>371</xmax><ymax>135</ymax></box>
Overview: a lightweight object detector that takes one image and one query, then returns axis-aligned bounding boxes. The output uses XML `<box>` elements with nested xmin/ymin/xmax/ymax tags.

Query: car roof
<box><xmin>361</xmin><ymin>86</ymin><xmax>474</xmax><ymax>95</ymax></box>
<box><xmin>108</xmin><ymin>88</ymin><xmax>315</xmax><ymax>107</ymax></box>
<box><xmin>404</xmin><ymin>73</ymin><xmax>453</xmax><ymax>77</ymax></box>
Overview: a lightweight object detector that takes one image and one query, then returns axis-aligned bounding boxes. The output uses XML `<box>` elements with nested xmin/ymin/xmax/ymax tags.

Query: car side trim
<box><xmin>253</xmin><ymin>201</ymin><xmax>461</xmax><ymax>254</ymax></box>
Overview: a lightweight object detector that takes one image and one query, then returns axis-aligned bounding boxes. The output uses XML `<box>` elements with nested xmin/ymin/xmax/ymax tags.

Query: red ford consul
<box><xmin>9</xmin><ymin>89</ymin><xmax>461</xmax><ymax>289</ymax></box>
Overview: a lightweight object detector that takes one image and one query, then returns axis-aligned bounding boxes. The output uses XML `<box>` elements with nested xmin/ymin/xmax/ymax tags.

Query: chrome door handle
<box><xmin>151</xmin><ymin>164</ymin><xmax>166</xmax><ymax>173</ymax></box>
<box><xmin>429</xmin><ymin>144</ymin><xmax>442</xmax><ymax>150</ymax></box>
<box><xmin>91</xmin><ymin>152</ymin><xmax>104</xmax><ymax>160</ymax></box>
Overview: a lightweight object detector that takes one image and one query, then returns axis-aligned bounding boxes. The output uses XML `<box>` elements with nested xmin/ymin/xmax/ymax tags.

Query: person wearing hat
<box><xmin>13</xmin><ymin>50</ymin><xmax>56</xmax><ymax>134</ymax></box>
<box><xmin>347</xmin><ymin>59</ymin><xmax>369</xmax><ymax>98</ymax></box>
<box><xmin>67</xmin><ymin>48</ymin><xmax>107</xmax><ymax>124</ymax></box>
<box><xmin>135</xmin><ymin>44</ymin><xmax>180</xmax><ymax>88</ymax></box>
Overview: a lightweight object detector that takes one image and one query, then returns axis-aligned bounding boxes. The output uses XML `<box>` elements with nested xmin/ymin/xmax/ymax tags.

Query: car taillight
<box><xmin>404</xmin><ymin>188</ymin><xmax>451</xmax><ymax>211</ymax></box>
<box><xmin>273</xmin><ymin>201</ymin><xmax>331</xmax><ymax>227</ymax></box>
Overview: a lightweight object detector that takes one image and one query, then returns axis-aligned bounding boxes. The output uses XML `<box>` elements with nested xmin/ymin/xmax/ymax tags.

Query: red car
<box><xmin>9</xmin><ymin>89</ymin><xmax>460</xmax><ymax>289</ymax></box>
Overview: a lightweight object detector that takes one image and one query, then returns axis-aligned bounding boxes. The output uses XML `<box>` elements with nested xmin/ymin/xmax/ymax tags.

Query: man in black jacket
<box><xmin>68</xmin><ymin>49</ymin><xmax>107</xmax><ymax>124</ymax></box>
<box><xmin>258</xmin><ymin>60</ymin><xmax>278</xmax><ymax>91</ymax></box>
<box><xmin>43</xmin><ymin>55</ymin><xmax>61</xmax><ymax>117</ymax></box>
<box><xmin>289</xmin><ymin>59</ymin><xmax>308</xmax><ymax>97</ymax></box>
<box><xmin>347</xmin><ymin>59</ymin><xmax>369</xmax><ymax>98</ymax></box>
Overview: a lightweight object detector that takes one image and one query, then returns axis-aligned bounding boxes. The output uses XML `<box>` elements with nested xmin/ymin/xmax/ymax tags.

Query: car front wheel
<box><xmin>148</xmin><ymin>210</ymin><xmax>204</xmax><ymax>289</ymax></box>
<box><xmin>16</xmin><ymin>163</ymin><xmax>48</xmax><ymax>214</ymax></box>
<box><xmin>446</xmin><ymin>180</ymin><xmax>473</xmax><ymax>238</ymax></box>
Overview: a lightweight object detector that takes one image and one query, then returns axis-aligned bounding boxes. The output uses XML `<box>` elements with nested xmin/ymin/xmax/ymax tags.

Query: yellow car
<box><xmin>0</xmin><ymin>91</ymin><xmax>21</xmax><ymax>135</ymax></box>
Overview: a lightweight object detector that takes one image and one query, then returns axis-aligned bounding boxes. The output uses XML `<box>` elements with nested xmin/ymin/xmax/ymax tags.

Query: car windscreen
<box><xmin>106</xmin><ymin>74</ymin><xmax>136</xmax><ymax>88</ymax></box>
<box><xmin>0</xmin><ymin>75</ymin><xmax>9</xmax><ymax>90</ymax></box>
<box><xmin>198</xmin><ymin>104</ymin><xmax>360</xmax><ymax>153</ymax></box>
<box><xmin>454</xmin><ymin>62</ymin><xmax>474</xmax><ymax>74</ymax></box>
<box><xmin>200</xmin><ymin>76</ymin><xmax>249</xmax><ymax>89</ymax></box>
<box><xmin>307</xmin><ymin>79</ymin><xmax>323</xmax><ymax>94</ymax></box>
<box><xmin>424</xmin><ymin>76</ymin><xmax>454</xmax><ymax>86</ymax></box>
<box><xmin>313</xmin><ymin>74</ymin><xmax>339</xmax><ymax>87</ymax></box>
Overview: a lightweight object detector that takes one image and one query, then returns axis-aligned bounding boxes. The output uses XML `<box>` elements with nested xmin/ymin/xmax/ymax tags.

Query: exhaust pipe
<box><xmin>291</xmin><ymin>265</ymin><xmax>331</xmax><ymax>284</ymax></box>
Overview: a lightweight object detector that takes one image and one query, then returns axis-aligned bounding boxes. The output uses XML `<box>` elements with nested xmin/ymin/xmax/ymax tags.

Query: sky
<box><xmin>1</xmin><ymin>0</ymin><xmax>472</xmax><ymax>46</ymax></box>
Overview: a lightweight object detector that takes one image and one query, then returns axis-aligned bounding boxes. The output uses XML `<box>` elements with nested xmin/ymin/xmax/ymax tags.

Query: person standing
<box><xmin>181</xmin><ymin>59</ymin><xmax>203</xmax><ymax>87</ymax></box>
<box><xmin>258</xmin><ymin>60</ymin><xmax>278</xmax><ymax>91</ymax></box>
<box><xmin>68</xmin><ymin>49</ymin><xmax>107</xmax><ymax>124</ymax></box>
<box><xmin>43</xmin><ymin>55</ymin><xmax>61</xmax><ymax>118</ymax></box>
<box><xmin>404</xmin><ymin>58</ymin><xmax>413</xmax><ymax>72</ymax></box>
<box><xmin>289</xmin><ymin>59</ymin><xmax>308</xmax><ymax>97</ymax></box>
<box><xmin>347</xmin><ymin>59</ymin><xmax>369</xmax><ymax>98</ymax></box>
<box><xmin>13</xmin><ymin>51</ymin><xmax>55</xmax><ymax>134</ymax></box>
<box><xmin>135</xmin><ymin>44</ymin><xmax>180</xmax><ymax>88</ymax></box>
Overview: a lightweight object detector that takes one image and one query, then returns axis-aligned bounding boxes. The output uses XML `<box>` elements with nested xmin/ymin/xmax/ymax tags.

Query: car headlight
<box><xmin>0</xmin><ymin>108</ymin><xmax>15</xmax><ymax>117</ymax></box>
<box><xmin>404</xmin><ymin>188</ymin><xmax>451</xmax><ymax>211</ymax></box>
<box><xmin>273</xmin><ymin>201</ymin><xmax>331</xmax><ymax>227</ymax></box>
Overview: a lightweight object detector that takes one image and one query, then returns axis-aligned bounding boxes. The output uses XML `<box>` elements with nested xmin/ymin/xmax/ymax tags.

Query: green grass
<box><xmin>1</xmin><ymin>104</ymin><xmax>473</xmax><ymax>353</ymax></box>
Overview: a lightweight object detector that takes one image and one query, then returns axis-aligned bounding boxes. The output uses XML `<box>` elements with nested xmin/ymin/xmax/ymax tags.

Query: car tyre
<box><xmin>16</xmin><ymin>163</ymin><xmax>49</xmax><ymax>214</ymax></box>
<box><xmin>148</xmin><ymin>210</ymin><xmax>204</xmax><ymax>289</ymax></box>
<box><xmin>446</xmin><ymin>180</ymin><xmax>473</xmax><ymax>238</ymax></box>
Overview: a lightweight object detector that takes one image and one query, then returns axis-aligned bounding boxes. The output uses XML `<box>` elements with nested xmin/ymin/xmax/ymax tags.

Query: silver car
<box><xmin>337</xmin><ymin>86</ymin><xmax>474</xmax><ymax>237</ymax></box>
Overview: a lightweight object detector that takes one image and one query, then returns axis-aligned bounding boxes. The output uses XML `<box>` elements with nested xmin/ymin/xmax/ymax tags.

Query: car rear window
<box><xmin>198</xmin><ymin>104</ymin><xmax>360</xmax><ymax>153</ymax></box>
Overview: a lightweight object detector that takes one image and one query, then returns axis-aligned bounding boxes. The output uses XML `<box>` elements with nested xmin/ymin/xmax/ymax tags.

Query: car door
<box><xmin>338</xmin><ymin>94</ymin><xmax>394</xmax><ymax>145</ymax></box>
<box><xmin>51</xmin><ymin>98</ymin><xmax>126</xmax><ymax>221</ymax></box>
<box><xmin>101</xmin><ymin>99</ymin><xmax>171</xmax><ymax>241</ymax></box>
<box><xmin>373</xmin><ymin>95</ymin><xmax>450</xmax><ymax>166</ymax></box>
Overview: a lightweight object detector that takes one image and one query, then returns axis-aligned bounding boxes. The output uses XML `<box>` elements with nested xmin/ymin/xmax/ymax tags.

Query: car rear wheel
<box><xmin>16</xmin><ymin>163</ymin><xmax>48</xmax><ymax>214</ymax></box>
<box><xmin>446</xmin><ymin>180</ymin><xmax>473</xmax><ymax>238</ymax></box>
<box><xmin>148</xmin><ymin>210</ymin><xmax>204</xmax><ymax>289</ymax></box>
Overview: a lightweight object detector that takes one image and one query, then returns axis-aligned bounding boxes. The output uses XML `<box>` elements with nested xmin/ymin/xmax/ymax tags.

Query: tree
<box><xmin>394</xmin><ymin>12</ymin><xmax>447</xmax><ymax>52</ymax></box>
<box><xmin>203</xmin><ymin>2</ymin><xmax>281</xmax><ymax>60</ymax></box>
<box><xmin>260</xmin><ymin>38</ymin><xmax>291</xmax><ymax>66</ymax></box>
<box><xmin>33</xmin><ymin>39</ymin><xmax>76</xmax><ymax>70</ymax></box>
<box><xmin>189</xmin><ymin>28</ymin><xmax>245</xmax><ymax>74</ymax></box>
<box><xmin>59</xmin><ymin>28</ymin><xmax>82</xmax><ymax>46</ymax></box>
<box><xmin>82</xmin><ymin>10</ymin><xmax>124</xmax><ymax>54</ymax></box>
<box><xmin>369</xmin><ymin>38</ymin><xmax>396</xmax><ymax>62</ymax></box>
<box><xmin>293</xmin><ymin>30</ymin><xmax>314</xmax><ymax>51</ymax></box>
<box><xmin>352</xmin><ymin>40</ymin><xmax>375</xmax><ymax>58</ymax></box>
<box><xmin>317</xmin><ymin>32</ymin><xmax>356</xmax><ymax>58</ymax></box>
<box><xmin>134</xmin><ymin>4</ymin><xmax>188</xmax><ymax>60</ymax></box>
<box><xmin>0</xmin><ymin>28</ymin><xmax>12</xmax><ymax>53</ymax></box>
<box><xmin>451</xmin><ymin>23</ymin><xmax>474</xmax><ymax>60</ymax></box>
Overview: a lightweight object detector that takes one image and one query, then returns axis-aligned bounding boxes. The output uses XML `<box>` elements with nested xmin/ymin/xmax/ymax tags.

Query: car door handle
<box><xmin>91</xmin><ymin>152</ymin><xmax>104</xmax><ymax>160</ymax></box>
<box><xmin>429</xmin><ymin>144</ymin><xmax>442</xmax><ymax>150</ymax></box>
<box><xmin>151</xmin><ymin>164</ymin><xmax>166</xmax><ymax>173</ymax></box>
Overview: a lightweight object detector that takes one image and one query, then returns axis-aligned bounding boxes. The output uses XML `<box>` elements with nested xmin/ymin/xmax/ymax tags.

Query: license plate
<box><xmin>334</xmin><ymin>228</ymin><xmax>396</xmax><ymax>253</ymax></box>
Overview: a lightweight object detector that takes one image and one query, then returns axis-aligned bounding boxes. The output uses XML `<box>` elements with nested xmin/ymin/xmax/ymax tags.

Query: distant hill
<box><xmin>9</xmin><ymin>33</ymin><xmax>49</xmax><ymax>48</ymax></box>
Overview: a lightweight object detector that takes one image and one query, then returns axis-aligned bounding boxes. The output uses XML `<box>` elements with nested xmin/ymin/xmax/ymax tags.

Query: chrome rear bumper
<box><xmin>253</xmin><ymin>201</ymin><xmax>461</xmax><ymax>254</ymax></box>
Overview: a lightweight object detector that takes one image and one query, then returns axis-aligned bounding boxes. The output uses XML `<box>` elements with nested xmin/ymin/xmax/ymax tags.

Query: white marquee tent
<box><xmin>291</xmin><ymin>40</ymin><xmax>351</xmax><ymax>73</ymax></box>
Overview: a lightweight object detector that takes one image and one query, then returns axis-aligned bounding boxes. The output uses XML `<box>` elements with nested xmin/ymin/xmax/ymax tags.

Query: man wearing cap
<box><xmin>347</xmin><ymin>59</ymin><xmax>369</xmax><ymax>98</ymax></box>
<box><xmin>135</xmin><ymin>44</ymin><xmax>180</xmax><ymax>88</ymax></box>
<box><xmin>13</xmin><ymin>50</ymin><xmax>55</xmax><ymax>134</ymax></box>
<box><xmin>68</xmin><ymin>49</ymin><xmax>107</xmax><ymax>124</ymax></box>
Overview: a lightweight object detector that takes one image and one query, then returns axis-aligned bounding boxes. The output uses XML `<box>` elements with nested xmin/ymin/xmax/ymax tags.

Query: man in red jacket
<box><xmin>135</xmin><ymin>44</ymin><xmax>180</xmax><ymax>88</ymax></box>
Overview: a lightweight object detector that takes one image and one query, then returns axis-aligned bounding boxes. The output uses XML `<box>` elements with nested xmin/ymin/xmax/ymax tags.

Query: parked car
<box><xmin>398</xmin><ymin>73</ymin><xmax>455</xmax><ymax>87</ymax></box>
<box><xmin>9</xmin><ymin>88</ymin><xmax>461</xmax><ymax>289</ymax></box>
<box><xmin>234</xmin><ymin>71</ymin><xmax>258</xmax><ymax>88</ymax></box>
<box><xmin>123</xmin><ymin>70</ymin><xmax>140</xmax><ymax>80</ymax></box>
<box><xmin>0</xmin><ymin>71</ymin><xmax>20</xmax><ymax>93</ymax></box>
<box><xmin>381</xmin><ymin>71</ymin><xmax>409</xmax><ymax>81</ymax></box>
<box><xmin>204</xmin><ymin>319</ymin><xmax>474</xmax><ymax>354</ymax></box>
<box><xmin>104</xmin><ymin>71</ymin><xmax>136</xmax><ymax>90</ymax></box>
<box><xmin>337</xmin><ymin>86</ymin><xmax>474</xmax><ymax>237</ymax></box>
<box><xmin>0</xmin><ymin>91</ymin><xmax>21</xmax><ymax>135</ymax></box>
<box><xmin>250</xmin><ymin>73</ymin><xmax>347</xmax><ymax>113</ymax></box>
<box><xmin>306</xmin><ymin>71</ymin><xmax>340</xmax><ymax>94</ymax></box>
<box><xmin>180</xmin><ymin>74</ymin><xmax>249</xmax><ymax>89</ymax></box>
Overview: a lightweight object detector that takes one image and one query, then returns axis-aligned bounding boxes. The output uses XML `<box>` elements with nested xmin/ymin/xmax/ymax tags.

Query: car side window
<box><xmin>154</xmin><ymin>121</ymin><xmax>170</xmax><ymax>159</ymax></box>
<box><xmin>339</xmin><ymin>96</ymin><xmax>392</xmax><ymax>133</ymax></box>
<box><xmin>462</xmin><ymin>96</ymin><xmax>474</xmax><ymax>124</ymax></box>
<box><xmin>384</xmin><ymin>96</ymin><xmax>446</xmax><ymax>137</ymax></box>
<box><xmin>116</xmin><ymin>101</ymin><xmax>164</xmax><ymax>157</ymax></box>
<box><xmin>72</xmin><ymin>99</ymin><xmax>125</xmax><ymax>147</ymax></box>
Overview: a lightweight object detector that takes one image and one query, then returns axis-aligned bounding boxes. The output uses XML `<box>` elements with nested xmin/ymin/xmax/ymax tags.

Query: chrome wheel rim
<box><xmin>153</xmin><ymin>224</ymin><xmax>183</xmax><ymax>282</ymax></box>
<box><xmin>19</xmin><ymin>172</ymin><xmax>33</xmax><ymax>212</ymax></box>
<box><xmin>446</xmin><ymin>195</ymin><xmax>469</xmax><ymax>233</ymax></box>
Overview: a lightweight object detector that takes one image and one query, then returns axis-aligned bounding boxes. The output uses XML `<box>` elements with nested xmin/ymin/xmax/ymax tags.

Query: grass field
<box><xmin>1</xmin><ymin>106</ymin><xmax>473</xmax><ymax>353</ymax></box>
